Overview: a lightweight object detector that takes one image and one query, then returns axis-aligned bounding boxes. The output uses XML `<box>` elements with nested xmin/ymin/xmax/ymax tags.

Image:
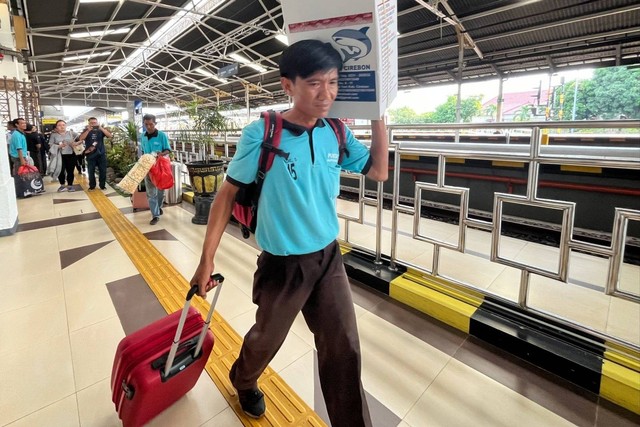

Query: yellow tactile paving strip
<box><xmin>82</xmin><ymin>181</ymin><xmax>326</xmax><ymax>426</ymax></box>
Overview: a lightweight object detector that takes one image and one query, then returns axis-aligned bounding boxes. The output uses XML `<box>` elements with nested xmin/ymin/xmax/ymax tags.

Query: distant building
<box><xmin>481</xmin><ymin>89</ymin><xmax>550</xmax><ymax>122</ymax></box>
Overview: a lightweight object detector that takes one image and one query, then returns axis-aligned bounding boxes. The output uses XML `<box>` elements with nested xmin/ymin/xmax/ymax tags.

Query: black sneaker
<box><xmin>159</xmin><ymin>208</ymin><xmax>164</xmax><ymax>215</ymax></box>
<box><xmin>238</xmin><ymin>388</ymin><xmax>265</xmax><ymax>419</ymax></box>
<box><xmin>150</xmin><ymin>217</ymin><xmax>159</xmax><ymax>225</ymax></box>
<box><xmin>229</xmin><ymin>362</ymin><xmax>266</xmax><ymax>418</ymax></box>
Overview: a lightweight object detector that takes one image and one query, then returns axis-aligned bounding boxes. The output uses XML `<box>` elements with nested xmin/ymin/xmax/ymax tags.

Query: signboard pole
<box><xmin>133</xmin><ymin>99</ymin><xmax>143</xmax><ymax>154</ymax></box>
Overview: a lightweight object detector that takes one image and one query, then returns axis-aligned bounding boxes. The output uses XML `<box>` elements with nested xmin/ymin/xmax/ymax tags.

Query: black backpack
<box><xmin>232</xmin><ymin>110</ymin><xmax>347</xmax><ymax>239</ymax></box>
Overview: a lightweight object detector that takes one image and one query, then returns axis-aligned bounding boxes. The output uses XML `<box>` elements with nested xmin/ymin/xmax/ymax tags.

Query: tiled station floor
<box><xmin>1</xmin><ymin>177</ymin><xmax>639</xmax><ymax>427</ymax></box>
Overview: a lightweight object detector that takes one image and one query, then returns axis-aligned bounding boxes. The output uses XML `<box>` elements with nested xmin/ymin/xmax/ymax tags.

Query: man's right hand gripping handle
<box><xmin>191</xmin><ymin>262</ymin><xmax>219</xmax><ymax>297</ymax></box>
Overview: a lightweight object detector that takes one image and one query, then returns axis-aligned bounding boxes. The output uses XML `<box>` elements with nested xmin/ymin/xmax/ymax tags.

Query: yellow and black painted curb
<box><xmin>84</xmin><ymin>181</ymin><xmax>326</xmax><ymax>426</ymax></box>
<box><xmin>390</xmin><ymin>269</ymin><xmax>483</xmax><ymax>334</ymax></box>
<box><xmin>600</xmin><ymin>346</ymin><xmax>640</xmax><ymax>415</ymax></box>
<box><xmin>339</xmin><ymin>244</ymin><xmax>640</xmax><ymax>415</ymax></box>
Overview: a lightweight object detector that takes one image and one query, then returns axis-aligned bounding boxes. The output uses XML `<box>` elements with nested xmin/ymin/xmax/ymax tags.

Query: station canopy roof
<box><xmin>21</xmin><ymin>0</ymin><xmax>640</xmax><ymax>110</ymax></box>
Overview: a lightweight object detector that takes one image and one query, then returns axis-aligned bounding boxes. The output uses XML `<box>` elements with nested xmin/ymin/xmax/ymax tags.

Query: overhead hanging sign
<box><xmin>281</xmin><ymin>0</ymin><xmax>398</xmax><ymax>119</ymax></box>
<box><xmin>219</xmin><ymin>63</ymin><xmax>239</xmax><ymax>78</ymax></box>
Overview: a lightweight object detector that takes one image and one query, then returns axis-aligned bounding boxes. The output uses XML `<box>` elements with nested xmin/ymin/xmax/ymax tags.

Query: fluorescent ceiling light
<box><xmin>195</xmin><ymin>68</ymin><xmax>228</xmax><ymax>83</ymax></box>
<box><xmin>70</xmin><ymin>28</ymin><xmax>130</xmax><ymax>38</ymax></box>
<box><xmin>63</xmin><ymin>51</ymin><xmax>112</xmax><ymax>61</ymax></box>
<box><xmin>108</xmin><ymin>0</ymin><xmax>230</xmax><ymax>81</ymax></box>
<box><xmin>275</xmin><ymin>34</ymin><xmax>289</xmax><ymax>46</ymax></box>
<box><xmin>194</xmin><ymin>68</ymin><xmax>215</xmax><ymax>78</ymax></box>
<box><xmin>79</xmin><ymin>0</ymin><xmax>118</xmax><ymax>3</ymax></box>
<box><xmin>229</xmin><ymin>53</ymin><xmax>267</xmax><ymax>73</ymax></box>
<box><xmin>61</xmin><ymin>65</ymin><xmax>100</xmax><ymax>74</ymax></box>
<box><xmin>175</xmin><ymin>77</ymin><xmax>205</xmax><ymax>91</ymax></box>
<box><xmin>229</xmin><ymin>53</ymin><xmax>250</xmax><ymax>64</ymax></box>
<box><xmin>247</xmin><ymin>63</ymin><xmax>267</xmax><ymax>73</ymax></box>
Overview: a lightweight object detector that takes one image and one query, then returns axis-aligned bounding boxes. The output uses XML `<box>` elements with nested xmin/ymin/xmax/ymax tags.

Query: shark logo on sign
<box><xmin>332</xmin><ymin>27</ymin><xmax>372</xmax><ymax>63</ymax></box>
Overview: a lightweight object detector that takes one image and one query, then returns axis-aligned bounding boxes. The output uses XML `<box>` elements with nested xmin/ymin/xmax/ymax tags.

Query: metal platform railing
<box><xmin>348</xmin><ymin>120</ymin><xmax>639</xmax><ymax>350</ymax></box>
<box><xmin>166</xmin><ymin>120</ymin><xmax>640</xmax><ymax>349</ymax></box>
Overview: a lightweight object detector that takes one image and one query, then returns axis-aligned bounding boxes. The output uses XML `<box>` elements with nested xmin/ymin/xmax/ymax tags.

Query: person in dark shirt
<box><xmin>77</xmin><ymin>117</ymin><xmax>113</xmax><ymax>190</ymax></box>
<box><xmin>25</xmin><ymin>124</ymin><xmax>45</xmax><ymax>174</ymax></box>
<box><xmin>39</xmin><ymin>129</ymin><xmax>49</xmax><ymax>173</ymax></box>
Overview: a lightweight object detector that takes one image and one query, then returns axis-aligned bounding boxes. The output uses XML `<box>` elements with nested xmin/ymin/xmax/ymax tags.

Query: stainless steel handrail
<box><xmin>345</xmin><ymin>120</ymin><xmax>638</xmax><ymax>351</ymax></box>
<box><xmin>168</xmin><ymin>121</ymin><xmax>639</xmax><ymax>349</ymax></box>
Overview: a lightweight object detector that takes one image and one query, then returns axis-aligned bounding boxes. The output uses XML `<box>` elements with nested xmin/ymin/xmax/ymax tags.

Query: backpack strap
<box><xmin>325</xmin><ymin>118</ymin><xmax>348</xmax><ymax>165</ymax></box>
<box><xmin>258</xmin><ymin>111</ymin><xmax>286</xmax><ymax>175</ymax></box>
<box><xmin>251</xmin><ymin>110</ymin><xmax>286</xmax><ymax>207</ymax></box>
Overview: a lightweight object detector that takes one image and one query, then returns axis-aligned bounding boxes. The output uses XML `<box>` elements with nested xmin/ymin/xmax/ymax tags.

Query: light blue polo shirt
<box><xmin>9</xmin><ymin>131</ymin><xmax>27</xmax><ymax>158</ymax></box>
<box><xmin>140</xmin><ymin>130</ymin><xmax>171</xmax><ymax>154</ymax></box>
<box><xmin>227</xmin><ymin>117</ymin><xmax>371</xmax><ymax>256</ymax></box>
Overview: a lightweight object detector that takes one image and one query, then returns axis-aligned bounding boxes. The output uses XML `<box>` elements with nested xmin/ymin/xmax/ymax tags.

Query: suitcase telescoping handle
<box><xmin>163</xmin><ymin>273</ymin><xmax>224</xmax><ymax>379</ymax></box>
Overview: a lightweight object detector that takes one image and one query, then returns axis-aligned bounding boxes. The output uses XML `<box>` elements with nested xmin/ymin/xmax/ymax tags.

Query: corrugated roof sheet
<box><xmin>20</xmin><ymin>0</ymin><xmax>640</xmax><ymax>109</ymax></box>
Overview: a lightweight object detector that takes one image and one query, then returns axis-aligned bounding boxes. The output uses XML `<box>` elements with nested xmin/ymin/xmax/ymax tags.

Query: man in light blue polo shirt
<box><xmin>140</xmin><ymin>113</ymin><xmax>171</xmax><ymax>225</ymax></box>
<box><xmin>191</xmin><ymin>40</ymin><xmax>388</xmax><ymax>426</ymax></box>
<box><xmin>9</xmin><ymin>118</ymin><xmax>28</xmax><ymax>176</ymax></box>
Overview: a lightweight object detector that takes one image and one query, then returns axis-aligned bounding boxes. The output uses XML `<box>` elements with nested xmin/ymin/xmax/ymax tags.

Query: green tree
<box><xmin>419</xmin><ymin>111</ymin><xmax>435</xmax><ymax>123</ymax></box>
<box><xmin>552</xmin><ymin>67</ymin><xmax>640</xmax><ymax>120</ymax></box>
<box><xmin>431</xmin><ymin>95</ymin><xmax>482</xmax><ymax>123</ymax></box>
<box><xmin>389</xmin><ymin>96</ymin><xmax>482</xmax><ymax>124</ymax></box>
<box><xmin>583</xmin><ymin>67</ymin><xmax>639</xmax><ymax>119</ymax></box>
<box><xmin>388</xmin><ymin>106</ymin><xmax>420</xmax><ymax>124</ymax></box>
<box><xmin>514</xmin><ymin>104</ymin><xmax>533</xmax><ymax>121</ymax></box>
<box><xmin>483</xmin><ymin>103</ymin><xmax>497</xmax><ymax>121</ymax></box>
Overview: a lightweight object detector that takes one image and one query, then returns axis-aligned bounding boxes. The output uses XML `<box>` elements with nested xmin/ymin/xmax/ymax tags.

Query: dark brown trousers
<box><xmin>231</xmin><ymin>240</ymin><xmax>372</xmax><ymax>427</ymax></box>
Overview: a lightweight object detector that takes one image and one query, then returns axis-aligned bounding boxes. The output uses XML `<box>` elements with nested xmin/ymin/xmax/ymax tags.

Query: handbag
<box><xmin>16</xmin><ymin>164</ymin><xmax>45</xmax><ymax>197</ymax></box>
<box><xmin>84</xmin><ymin>144</ymin><xmax>98</xmax><ymax>158</ymax></box>
<box><xmin>74</xmin><ymin>143</ymin><xmax>86</xmax><ymax>155</ymax></box>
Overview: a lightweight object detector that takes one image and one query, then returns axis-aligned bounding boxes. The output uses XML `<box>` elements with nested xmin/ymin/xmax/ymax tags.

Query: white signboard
<box><xmin>281</xmin><ymin>0</ymin><xmax>398</xmax><ymax>120</ymax></box>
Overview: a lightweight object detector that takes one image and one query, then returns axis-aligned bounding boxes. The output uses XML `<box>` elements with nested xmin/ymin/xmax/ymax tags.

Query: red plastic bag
<box><xmin>149</xmin><ymin>155</ymin><xmax>174</xmax><ymax>190</ymax></box>
<box><xmin>18</xmin><ymin>164</ymin><xmax>39</xmax><ymax>175</ymax></box>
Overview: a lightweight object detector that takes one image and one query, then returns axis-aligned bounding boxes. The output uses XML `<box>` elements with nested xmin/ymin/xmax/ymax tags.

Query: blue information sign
<box><xmin>133</xmin><ymin>99</ymin><xmax>143</xmax><ymax>115</ymax></box>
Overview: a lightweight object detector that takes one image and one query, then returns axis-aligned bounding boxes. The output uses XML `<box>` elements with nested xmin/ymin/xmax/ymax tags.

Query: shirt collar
<box><xmin>282</xmin><ymin>118</ymin><xmax>325</xmax><ymax>136</ymax></box>
<box><xmin>144</xmin><ymin>129</ymin><xmax>158</xmax><ymax>138</ymax></box>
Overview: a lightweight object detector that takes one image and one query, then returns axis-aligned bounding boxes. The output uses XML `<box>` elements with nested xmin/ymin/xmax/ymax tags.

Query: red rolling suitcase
<box><xmin>111</xmin><ymin>274</ymin><xmax>224</xmax><ymax>427</ymax></box>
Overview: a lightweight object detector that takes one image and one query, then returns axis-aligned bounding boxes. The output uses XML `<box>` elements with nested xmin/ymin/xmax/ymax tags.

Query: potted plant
<box><xmin>105</xmin><ymin>122</ymin><xmax>138</xmax><ymax>187</ymax></box>
<box><xmin>183</xmin><ymin>98</ymin><xmax>228</xmax><ymax>224</ymax></box>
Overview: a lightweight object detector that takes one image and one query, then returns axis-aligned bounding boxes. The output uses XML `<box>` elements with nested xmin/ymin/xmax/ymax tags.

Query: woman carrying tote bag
<box><xmin>48</xmin><ymin>120</ymin><xmax>81</xmax><ymax>192</ymax></box>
